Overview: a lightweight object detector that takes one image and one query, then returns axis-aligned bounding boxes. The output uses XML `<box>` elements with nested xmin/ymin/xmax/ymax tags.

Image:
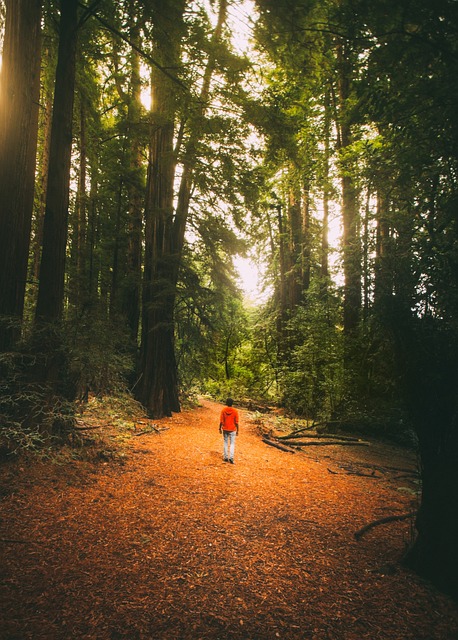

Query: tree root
<box><xmin>354</xmin><ymin>512</ymin><xmax>416</xmax><ymax>540</ymax></box>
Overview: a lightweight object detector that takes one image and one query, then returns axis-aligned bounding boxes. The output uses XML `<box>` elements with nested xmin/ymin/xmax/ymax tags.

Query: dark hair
<box><xmin>226</xmin><ymin>397</ymin><xmax>233</xmax><ymax>407</ymax></box>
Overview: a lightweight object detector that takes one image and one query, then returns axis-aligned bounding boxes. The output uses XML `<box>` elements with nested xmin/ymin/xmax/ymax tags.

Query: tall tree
<box><xmin>0</xmin><ymin>0</ymin><xmax>42</xmax><ymax>349</ymax></box>
<box><xmin>137</xmin><ymin>0</ymin><xmax>187</xmax><ymax>417</ymax></box>
<box><xmin>334</xmin><ymin>35</ymin><xmax>362</xmax><ymax>338</ymax></box>
<box><xmin>344</xmin><ymin>0</ymin><xmax>458</xmax><ymax>597</ymax></box>
<box><xmin>35</xmin><ymin>0</ymin><xmax>79</xmax><ymax>324</ymax></box>
<box><xmin>122</xmin><ymin>8</ymin><xmax>145</xmax><ymax>342</ymax></box>
<box><xmin>137</xmin><ymin>0</ymin><xmax>231</xmax><ymax>417</ymax></box>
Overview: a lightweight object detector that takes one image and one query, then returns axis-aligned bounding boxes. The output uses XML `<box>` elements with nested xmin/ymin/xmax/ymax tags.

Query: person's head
<box><xmin>226</xmin><ymin>397</ymin><xmax>233</xmax><ymax>407</ymax></box>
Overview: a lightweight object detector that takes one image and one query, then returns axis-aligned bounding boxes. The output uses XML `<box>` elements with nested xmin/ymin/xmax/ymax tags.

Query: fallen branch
<box><xmin>384</xmin><ymin>465</ymin><xmax>418</xmax><ymax>474</ymax></box>
<box><xmin>276</xmin><ymin>425</ymin><xmax>315</xmax><ymax>439</ymax></box>
<box><xmin>262</xmin><ymin>438</ymin><xmax>296</xmax><ymax>453</ymax></box>
<box><xmin>0</xmin><ymin>538</ymin><xmax>44</xmax><ymax>545</ymax></box>
<box><xmin>134</xmin><ymin>427</ymin><xmax>160</xmax><ymax>436</ymax></box>
<box><xmin>345</xmin><ymin>469</ymin><xmax>379</xmax><ymax>477</ymax></box>
<box><xmin>392</xmin><ymin>473</ymin><xmax>420</xmax><ymax>481</ymax></box>
<box><xmin>73</xmin><ymin>424</ymin><xmax>103</xmax><ymax>431</ymax></box>
<box><xmin>309</xmin><ymin>419</ymin><xmax>355</xmax><ymax>429</ymax></box>
<box><xmin>354</xmin><ymin>512</ymin><xmax>416</xmax><ymax>540</ymax></box>
<box><xmin>328</xmin><ymin>467</ymin><xmax>380</xmax><ymax>478</ymax></box>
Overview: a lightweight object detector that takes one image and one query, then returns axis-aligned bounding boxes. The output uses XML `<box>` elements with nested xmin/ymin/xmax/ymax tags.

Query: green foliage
<box><xmin>0</xmin><ymin>348</ymin><xmax>75</xmax><ymax>455</ymax></box>
<box><xmin>175</xmin><ymin>236</ymin><xmax>250</xmax><ymax>393</ymax></box>
<box><xmin>66</xmin><ymin>309</ymin><xmax>135</xmax><ymax>398</ymax></box>
<box><xmin>0</xmin><ymin>308</ymin><xmax>135</xmax><ymax>455</ymax></box>
<box><xmin>279</xmin><ymin>281</ymin><xmax>344</xmax><ymax>419</ymax></box>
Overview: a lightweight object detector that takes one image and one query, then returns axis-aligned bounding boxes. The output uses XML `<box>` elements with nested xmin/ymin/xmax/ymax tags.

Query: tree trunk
<box><xmin>336</xmin><ymin>41</ymin><xmax>361</xmax><ymax>336</ymax></box>
<box><xmin>32</xmin><ymin>75</ymin><xmax>53</xmax><ymax>284</ymax></box>
<box><xmin>374</xmin><ymin>190</ymin><xmax>391</xmax><ymax>307</ymax></box>
<box><xmin>69</xmin><ymin>99</ymin><xmax>88</xmax><ymax>313</ymax></box>
<box><xmin>277</xmin><ymin>201</ymin><xmax>287</xmax><ymax>321</ymax></box>
<box><xmin>320</xmin><ymin>88</ymin><xmax>331</xmax><ymax>284</ymax></box>
<box><xmin>0</xmin><ymin>0</ymin><xmax>42</xmax><ymax>349</ymax></box>
<box><xmin>405</xmin><ymin>443</ymin><xmax>458</xmax><ymax>600</ymax></box>
<box><xmin>35</xmin><ymin>0</ymin><xmax>78</xmax><ymax>323</ymax></box>
<box><xmin>137</xmin><ymin>76</ymin><xmax>181</xmax><ymax>417</ymax></box>
<box><xmin>122</xmin><ymin>27</ymin><xmax>144</xmax><ymax>342</ymax></box>
<box><xmin>110</xmin><ymin>176</ymin><xmax>124</xmax><ymax>317</ymax></box>
<box><xmin>301</xmin><ymin>184</ymin><xmax>311</xmax><ymax>294</ymax></box>
<box><xmin>137</xmin><ymin>0</ymin><xmax>226</xmax><ymax>417</ymax></box>
<box><xmin>362</xmin><ymin>188</ymin><xmax>371</xmax><ymax>319</ymax></box>
<box><xmin>87</xmin><ymin>151</ymin><xmax>100</xmax><ymax>303</ymax></box>
<box><xmin>394</xmin><ymin>317</ymin><xmax>458</xmax><ymax>600</ymax></box>
<box><xmin>342</xmin><ymin>172</ymin><xmax>361</xmax><ymax>334</ymax></box>
<box><xmin>287</xmin><ymin>186</ymin><xmax>303</xmax><ymax>309</ymax></box>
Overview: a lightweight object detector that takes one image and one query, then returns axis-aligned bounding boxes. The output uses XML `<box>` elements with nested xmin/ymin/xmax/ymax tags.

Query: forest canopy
<box><xmin>1</xmin><ymin>0</ymin><xmax>458</xmax><ymax>598</ymax></box>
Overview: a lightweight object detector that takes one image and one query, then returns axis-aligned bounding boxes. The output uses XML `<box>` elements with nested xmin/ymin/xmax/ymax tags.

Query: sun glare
<box><xmin>235</xmin><ymin>255</ymin><xmax>271</xmax><ymax>304</ymax></box>
<box><xmin>227</xmin><ymin>0</ymin><xmax>256</xmax><ymax>54</ymax></box>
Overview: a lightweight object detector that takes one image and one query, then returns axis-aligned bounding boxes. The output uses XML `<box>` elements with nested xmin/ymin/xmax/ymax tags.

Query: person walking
<box><xmin>219</xmin><ymin>398</ymin><xmax>239</xmax><ymax>464</ymax></box>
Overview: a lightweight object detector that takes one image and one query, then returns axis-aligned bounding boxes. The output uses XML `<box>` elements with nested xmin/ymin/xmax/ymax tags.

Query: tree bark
<box><xmin>87</xmin><ymin>145</ymin><xmax>100</xmax><ymax>303</ymax></box>
<box><xmin>69</xmin><ymin>99</ymin><xmax>88</xmax><ymax>313</ymax></box>
<box><xmin>287</xmin><ymin>186</ymin><xmax>304</xmax><ymax>309</ymax></box>
<box><xmin>336</xmin><ymin>41</ymin><xmax>361</xmax><ymax>336</ymax></box>
<box><xmin>122</xmin><ymin>18</ymin><xmax>144</xmax><ymax>341</ymax></box>
<box><xmin>374</xmin><ymin>190</ymin><xmax>391</xmax><ymax>308</ymax></box>
<box><xmin>32</xmin><ymin>74</ymin><xmax>53</xmax><ymax>284</ymax></box>
<box><xmin>389</xmin><ymin>309</ymin><xmax>458</xmax><ymax>600</ymax></box>
<box><xmin>35</xmin><ymin>0</ymin><xmax>78</xmax><ymax>323</ymax></box>
<box><xmin>320</xmin><ymin>88</ymin><xmax>331</xmax><ymax>284</ymax></box>
<box><xmin>301</xmin><ymin>185</ymin><xmax>311</xmax><ymax>294</ymax></box>
<box><xmin>0</xmin><ymin>0</ymin><xmax>42</xmax><ymax>349</ymax></box>
<box><xmin>137</xmin><ymin>67</ymin><xmax>181</xmax><ymax>417</ymax></box>
<box><xmin>405</xmin><ymin>427</ymin><xmax>458</xmax><ymax>601</ymax></box>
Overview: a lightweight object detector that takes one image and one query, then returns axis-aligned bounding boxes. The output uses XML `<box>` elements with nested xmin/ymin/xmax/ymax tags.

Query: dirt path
<box><xmin>1</xmin><ymin>398</ymin><xmax>457</xmax><ymax>639</ymax></box>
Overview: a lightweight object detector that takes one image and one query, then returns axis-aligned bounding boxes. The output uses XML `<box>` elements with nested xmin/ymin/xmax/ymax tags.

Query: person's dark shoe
<box><xmin>229</xmin><ymin>459</ymin><xmax>234</xmax><ymax>464</ymax></box>
<box><xmin>223</xmin><ymin>458</ymin><xmax>228</xmax><ymax>462</ymax></box>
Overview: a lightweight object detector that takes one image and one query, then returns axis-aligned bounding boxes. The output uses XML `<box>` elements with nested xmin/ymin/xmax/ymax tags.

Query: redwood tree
<box><xmin>0</xmin><ymin>0</ymin><xmax>42</xmax><ymax>349</ymax></box>
<box><xmin>35</xmin><ymin>0</ymin><xmax>79</xmax><ymax>324</ymax></box>
<box><xmin>137</xmin><ymin>0</ymin><xmax>230</xmax><ymax>417</ymax></box>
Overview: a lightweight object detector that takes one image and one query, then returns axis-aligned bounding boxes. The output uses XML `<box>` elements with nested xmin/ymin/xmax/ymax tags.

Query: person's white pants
<box><xmin>223</xmin><ymin>430</ymin><xmax>236</xmax><ymax>461</ymax></box>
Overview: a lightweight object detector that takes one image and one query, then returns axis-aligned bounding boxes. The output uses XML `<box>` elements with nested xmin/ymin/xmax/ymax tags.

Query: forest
<box><xmin>1</xmin><ymin>0</ymin><xmax>458</xmax><ymax>612</ymax></box>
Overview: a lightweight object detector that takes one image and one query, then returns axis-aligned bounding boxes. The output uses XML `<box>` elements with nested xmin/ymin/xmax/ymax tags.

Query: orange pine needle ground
<box><xmin>1</xmin><ymin>398</ymin><xmax>457</xmax><ymax>639</ymax></box>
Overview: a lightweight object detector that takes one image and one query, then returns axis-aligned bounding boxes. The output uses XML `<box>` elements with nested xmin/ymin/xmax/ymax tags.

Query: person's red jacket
<box><xmin>220</xmin><ymin>406</ymin><xmax>239</xmax><ymax>431</ymax></box>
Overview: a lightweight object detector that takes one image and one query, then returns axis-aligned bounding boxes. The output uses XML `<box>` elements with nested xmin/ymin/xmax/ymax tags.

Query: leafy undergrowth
<box><xmin>1</xmin><ymin>397</ymin><xmax>457</xmax><ymax>640</ymax></box>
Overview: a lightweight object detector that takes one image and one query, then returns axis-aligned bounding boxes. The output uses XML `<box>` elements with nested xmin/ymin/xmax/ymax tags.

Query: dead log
<box><xmin>286</xmin><ymin>440</ymin><xmax>370</xmax><ymax>447</ymax></box>
<box><xmin>279</xmin><ymin>433</ymin><xmax>362</xmax><ymax>442</ymax></box>
<box><xmin>354</xmin><ymin>512</ymin><xmax>416</xmax><ymax>540</ymax></box>
<box><xmin>262</xmin><ymin>438</ymin><xmax>296</xmax><ymax>453</ymax></box>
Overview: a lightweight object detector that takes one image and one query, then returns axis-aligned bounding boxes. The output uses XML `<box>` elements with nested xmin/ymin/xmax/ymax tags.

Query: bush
<box><xmin>66</xmin><ymin>310</ymin><xmax>135</xmax><ymax>399</ymax></box>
